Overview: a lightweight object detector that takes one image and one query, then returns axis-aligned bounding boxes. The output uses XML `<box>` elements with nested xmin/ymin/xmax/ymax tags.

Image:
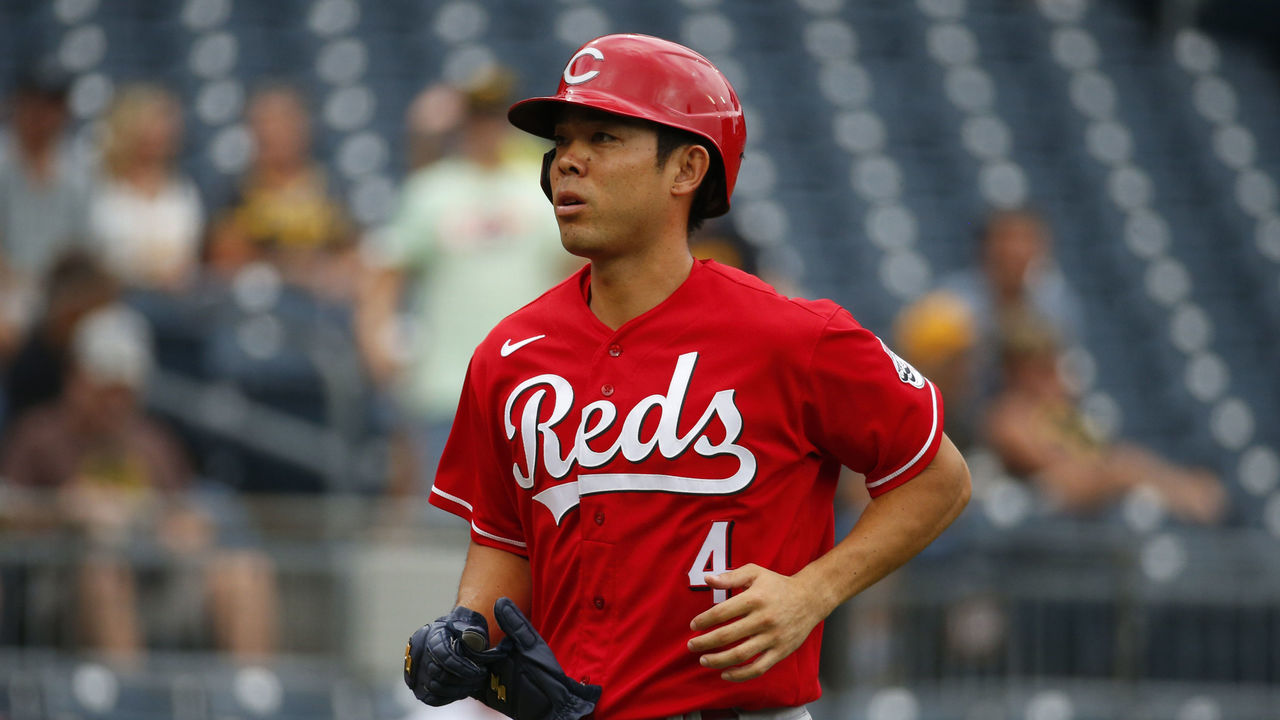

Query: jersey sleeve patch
<box><xmin>879</xmin><ymin>338</ymin><xmax>927</xmax><ymax>389</ymax></box>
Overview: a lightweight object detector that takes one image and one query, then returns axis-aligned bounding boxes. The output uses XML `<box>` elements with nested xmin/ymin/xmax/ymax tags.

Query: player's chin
<box><xmin>558</xmin><ymin>230</ymin><xmax>600</xmax><ymax>258</ymax></box>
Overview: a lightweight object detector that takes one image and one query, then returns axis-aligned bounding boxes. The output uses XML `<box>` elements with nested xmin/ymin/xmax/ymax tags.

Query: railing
<box><xmin>3</xmin><ymin>488</ymin><xmax>1279</xmax><ymax>719</ymax></box>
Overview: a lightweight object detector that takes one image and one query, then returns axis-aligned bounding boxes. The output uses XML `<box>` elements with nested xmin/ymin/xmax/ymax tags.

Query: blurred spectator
<box><xmin>982</xmin><ymin>311</ymin><xmax>1226</xmax><ymax>525</ymax></box>
<box><xmin>404</xmin><ymin>83</ymin><xmax>466</xmax><ymax>172</ymax></box>
<box><xmin>357</xmin><ymin>68</ymin><xmax>571</xmax><ymax>494</ymax></box>
<box><xmin>893</xmin><ymin>291</ymin><xmax>980</xmax><ymax>452</ymax></box>
<box><xmin>940</xmin><ymin>208</ymin><xmax>1085</xmax><ymax>398</ymax></box>
<box><xmin>690</xmin><ymin>218</ymin><xmax>804</xmax><ymax>297</ymax></box>
<box><xmin>88</xmin><ymin>84</ymin><xmax>204</xmax><ymax>292</ymax></box>
<box><xmin>1</xmin><ymin>304</ymin><xmax>278</xmax><ymax>663</ymax></box>
<box><xmin>3</xmin><ymin>250</ymin><xmax>118</xmax><ymax>434</ymax></box>
<box><xmin>689</xmin><ymin>218</ymin><xmax>759</xmax><ymax>275</ymax></box>
<box><xmin>0</xmin><ymin>57</ymin><xmax>90</xmax><ymax>360</ymax></box>
<box><xmin>207</xmin><ymin>84</ymin><xmax>357</xmax><ymax>301</ymax></box>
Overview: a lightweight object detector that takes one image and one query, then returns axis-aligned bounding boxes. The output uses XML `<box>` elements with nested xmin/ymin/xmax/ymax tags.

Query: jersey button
<box><xmin>594</xmin><ymin>511</ymin><xmax>605</xmax><ymax>526</ymax></box>
<box><xmin>608</xmin><ymin>344</ymin><xmax>622</xmax><ymax>357</ymax></box>
<box><xmin>601</xmin><ymin>383</ymin><xmax>614</xmax><ymax>396</ymax></box>
<box><xmin>593</xmin><ymin>596</ymin><xmax>605</xmax><ymax>610</ymax></box>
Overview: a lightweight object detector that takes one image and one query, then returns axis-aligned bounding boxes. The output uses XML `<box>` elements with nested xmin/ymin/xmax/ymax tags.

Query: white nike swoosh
<box><xmin>500</xmin><ymin>334</ymin><xmax>546</xmax><ymax>357</ymax></box>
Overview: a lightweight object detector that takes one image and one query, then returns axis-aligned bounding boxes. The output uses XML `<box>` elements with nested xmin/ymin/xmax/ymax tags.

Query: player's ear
<box><xmin>670</xmin><ymin>144</ymin><xmax>711</xmax><ymax>200</ymax></box>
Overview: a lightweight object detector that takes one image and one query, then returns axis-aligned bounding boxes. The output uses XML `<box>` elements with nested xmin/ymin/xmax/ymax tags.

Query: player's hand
<box><xmin>404</xmin><ymin>606</ymin><xmax>502</xmax><ymax>706</ymax></box>
<box><xmin>686</xmin><ymin>564</ymin><xmax>831</xmax><ymax>682</ymax></box>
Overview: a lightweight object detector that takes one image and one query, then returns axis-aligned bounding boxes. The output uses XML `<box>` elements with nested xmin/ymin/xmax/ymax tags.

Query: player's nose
<box><xmin>555</xmin><ymin>143</ymin><xmax>586</xmax><ymax>177</ymax></box>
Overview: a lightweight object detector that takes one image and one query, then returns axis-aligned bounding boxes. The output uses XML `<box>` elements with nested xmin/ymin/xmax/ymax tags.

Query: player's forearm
<box><xmin>455</xmin><ymin>541</ymin><xmax>534</xmax><ymax>647</ymax></box>
<box><xmin>796</xmin><ymin>435</ymin><xmax>971</xmax><ymax>617</ymax></box>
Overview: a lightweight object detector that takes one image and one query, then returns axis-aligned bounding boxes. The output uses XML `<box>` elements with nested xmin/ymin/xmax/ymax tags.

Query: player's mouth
<box><xmin>554</xmin><ymin>191</ymin><xmax>587</xmax><ymax>217</ymax></box>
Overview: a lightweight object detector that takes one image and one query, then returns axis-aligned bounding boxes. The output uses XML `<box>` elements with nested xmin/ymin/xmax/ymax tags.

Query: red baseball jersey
<box><xmin>430</xmin><ymin>260</ymin><xmax>943</xmax><ymax>718</ymax></box>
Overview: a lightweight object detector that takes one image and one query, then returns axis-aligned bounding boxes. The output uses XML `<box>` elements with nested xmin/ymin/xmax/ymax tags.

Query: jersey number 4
<box><xmin>688</xmin><ymin>521</ymin><xmax>734</xmax><ymax>604</ymax></box>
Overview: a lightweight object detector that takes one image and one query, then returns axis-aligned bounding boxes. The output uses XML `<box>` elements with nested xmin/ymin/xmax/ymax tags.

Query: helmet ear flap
<box><xmin>539</xmin><ymin>147</ymin><xmax>555</xmax><ymax>204</ymax></box>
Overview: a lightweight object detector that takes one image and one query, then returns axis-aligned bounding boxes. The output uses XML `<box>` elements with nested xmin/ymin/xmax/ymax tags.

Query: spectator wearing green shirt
<box><xmin>358</xmin><ymin>69</ymin><xmax>573</xmax><ymax>500</ymax></box>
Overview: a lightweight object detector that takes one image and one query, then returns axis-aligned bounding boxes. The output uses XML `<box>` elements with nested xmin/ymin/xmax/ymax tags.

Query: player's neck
<box><xmin>588</xmin><ymin>246</ymin><xmax>694</xmax><ymax>330</ymax></box>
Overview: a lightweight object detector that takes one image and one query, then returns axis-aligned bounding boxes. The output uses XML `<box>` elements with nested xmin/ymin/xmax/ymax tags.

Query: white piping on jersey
<box><xmin>433</xmin><ymin>485</ymin><xmax>528</xmax><ymax>548</ymax></box>
<box><xmin>865</xmin><ymin>379</ymin><xmax>939</xmax><ymax>490</ymax></box>
<box><xmin>471</xmin><ymin>521</ymin><xmax>527</xmax><ymax>549</ymax></box>
<box><xmin>431</xmin><ymin>485</ymin><xmax>473</xmax><ymax>511</ymax></box>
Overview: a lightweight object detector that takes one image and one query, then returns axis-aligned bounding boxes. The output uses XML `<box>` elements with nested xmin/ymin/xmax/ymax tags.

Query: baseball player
<box><xmin>404</xmin><ymin>34</ymin><xmax>971</xmax><ymax>719</ymax></box>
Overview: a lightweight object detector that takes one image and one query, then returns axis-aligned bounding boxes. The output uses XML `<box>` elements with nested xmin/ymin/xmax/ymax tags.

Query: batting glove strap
<box><xmin>476</xmin><ymin>597</ymin><xmax>602</xmax><ymax>720</ymax></box>
<box><xmin>404</xmin><ymin>606</ymin><xmax>500</xmax><ymax>706</ymax></box>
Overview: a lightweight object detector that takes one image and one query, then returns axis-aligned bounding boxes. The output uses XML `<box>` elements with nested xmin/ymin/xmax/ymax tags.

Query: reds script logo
<box><xmin>503</xmin><ymin>352</ymin><xmax>757</xmax><ymax>524</ymax></box>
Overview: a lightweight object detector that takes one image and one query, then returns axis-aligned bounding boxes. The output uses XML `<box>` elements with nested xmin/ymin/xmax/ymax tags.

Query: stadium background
<box><xmin>2</xmin><ymin>0</ymin><xmax>1280</xmax><ymax>718</ymax></box>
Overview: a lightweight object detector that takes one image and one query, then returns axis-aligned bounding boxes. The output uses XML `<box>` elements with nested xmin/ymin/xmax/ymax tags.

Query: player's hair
<box><xmin>654</xmin><ymin>124</ymin><xmax>722</xmax><ymax>235</ymax></box>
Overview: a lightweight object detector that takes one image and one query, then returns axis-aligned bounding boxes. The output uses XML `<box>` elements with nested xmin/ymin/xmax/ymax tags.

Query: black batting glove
<box><xmin>404</xmin><ymin>606</ymin><xmax>503</xmax><ymax>706</ymax></box>
<box><xmin>477</xmin><ymin>597</ymin><xmax>602</xmax><ymax>720</ymax></box>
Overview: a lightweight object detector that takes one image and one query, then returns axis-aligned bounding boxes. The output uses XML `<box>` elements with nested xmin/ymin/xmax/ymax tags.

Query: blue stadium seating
<box><xmin>3</xmin><ymin>0</ymin><xmax>1280</xmax><ymax>715</ymax></box>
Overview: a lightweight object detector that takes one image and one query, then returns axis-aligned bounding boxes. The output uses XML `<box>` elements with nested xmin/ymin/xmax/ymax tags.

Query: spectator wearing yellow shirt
<box><xmin>207</xmin><ymin>84</ymin><xmax>357</xmax><ymax>302</ymax></box>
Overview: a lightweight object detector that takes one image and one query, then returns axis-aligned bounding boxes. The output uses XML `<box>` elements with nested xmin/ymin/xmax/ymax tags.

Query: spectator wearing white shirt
<box><xmin>88</xmin><ymin>84</ymin><xmax>203</xmax><ymax>292</ymax></box>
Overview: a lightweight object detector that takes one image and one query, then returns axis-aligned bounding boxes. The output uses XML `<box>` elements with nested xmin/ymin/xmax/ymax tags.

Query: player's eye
<box><xmin>551</xmin><ymin>135</ymin><xmax>567</xmax><ymax>147</ymax></box>
<box><xmin>592</xmin><ymin>131</ymin><xmax>617</xmax><ymax>143</ymax></box>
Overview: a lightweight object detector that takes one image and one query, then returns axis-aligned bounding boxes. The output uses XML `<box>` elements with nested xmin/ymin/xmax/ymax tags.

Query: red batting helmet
<box><xmin>508</xmin><ymin>33</ymin><xmax>746</xmax><ymax>217</ymax></box>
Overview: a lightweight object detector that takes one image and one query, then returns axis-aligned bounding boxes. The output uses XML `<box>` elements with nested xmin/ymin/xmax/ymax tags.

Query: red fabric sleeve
<box><xmin>803</xmin><ymin>308</ymin><xmax>945</xmax><ymax>496</ymax></box>
<box><xmin>428</xmin><ymin>359</ymin><xmax>529</xmax><ymax>555</ymax></box>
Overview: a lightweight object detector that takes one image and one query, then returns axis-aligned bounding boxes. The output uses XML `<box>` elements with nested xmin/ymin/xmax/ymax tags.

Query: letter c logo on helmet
<box><xmin>563</xmin><ymin>47</ymin><xmax>604</xmax><ymax>85</ymax></box>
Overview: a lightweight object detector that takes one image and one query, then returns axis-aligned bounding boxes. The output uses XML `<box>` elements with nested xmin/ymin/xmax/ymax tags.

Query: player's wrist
<box><xmin>792</xmin><ymin>565</ymin><xmax>843</xmax><ymax>622</ymax></box>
